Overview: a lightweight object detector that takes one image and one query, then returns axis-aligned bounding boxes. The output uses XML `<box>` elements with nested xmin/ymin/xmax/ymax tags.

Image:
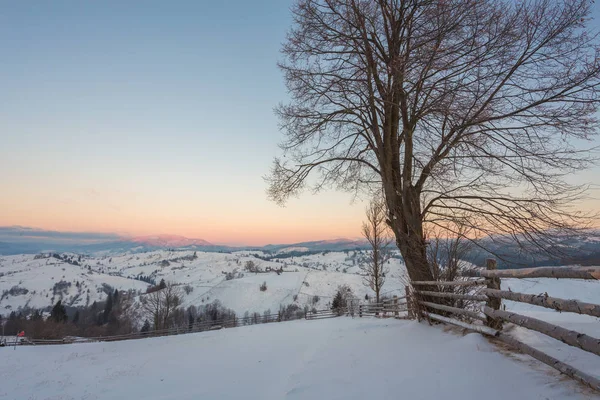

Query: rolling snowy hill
<box><xmin>0</xmin><ymin>250</ymin><xmax>408</xmax><ymax>317</ymax></box>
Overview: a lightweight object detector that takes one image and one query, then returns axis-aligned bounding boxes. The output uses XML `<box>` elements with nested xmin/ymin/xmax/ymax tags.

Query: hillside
<box><xmin>0</xmin><ymin>250</ymin><xmax>407</xmax><ymax>317</ymax></box>
<box><xmin>0</xmin><ymin>318</ymin><xmax>594</xmax><ymax>399</ymax></box>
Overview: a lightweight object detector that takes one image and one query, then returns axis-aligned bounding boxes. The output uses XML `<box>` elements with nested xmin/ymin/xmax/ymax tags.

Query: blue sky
<box><xmin>0</xmin><ymin>1</ymin><xmax>598</xmax><ymax>245</ymax></box>
<box><xmin>1</xmin><ymin>1</ymin><xmax>371</xmax><ymax>245</ymax></box>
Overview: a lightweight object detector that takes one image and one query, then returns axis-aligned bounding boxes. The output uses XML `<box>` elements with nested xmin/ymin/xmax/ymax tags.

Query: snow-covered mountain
<box><xmin>0</xmin><ymin>250</ymin><xmax>407</xmax><ymax>317</ymax></box>
<box><xmin>0</xmin><ymin>226</ymin><xmax>367</xmax><ymax>255</ymax></box>
<box><xmin>129</xmin><ymin>234</ymin><xmax>213</xmax><ymax>247</ymax></box>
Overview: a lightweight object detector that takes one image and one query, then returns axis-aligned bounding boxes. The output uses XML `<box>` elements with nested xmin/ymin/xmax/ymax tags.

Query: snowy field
<box><xmin>0</xmin><ymin>317</ymin><xmax>597</xmax><ymax>400</ymax></box>
<box><xmin>0</xmin><ymin>250</ymin><xmax>407</xmax><ymax>315</ymax></box>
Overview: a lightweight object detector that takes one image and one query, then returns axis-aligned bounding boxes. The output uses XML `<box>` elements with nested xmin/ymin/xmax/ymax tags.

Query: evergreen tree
<box><xmin>103</xmin><ymin>292</ymin><xmax>113</xmax><ymax>324</ymax></box>
<box><xmin>50</xmin><ymin>300</ymin><xmax>68</xmax><ymax>323</ymax></box>
<box><xmin>141</xmin><ymin>319</ymin><xmax>151</xmax><ymax>334</ymax></box>
<box><xmin>332</xmin><ymin>291</ymin><xmax>344</xmax><ymax>311</ymax></box>
<box><xmin>113</xmin><ymin>289</ymin><xmax>119</xmax><ymax>305</ymax></box>
<box><xmin>159</xmin><ymin>279</ymin><xmax>166</xmax><ymax>290</ymax></box>
<box><xmin>31</xmin><ymin>310</ymin><xmax>43</xmax><ymax>321</ymax></box>
<box><xmin>188</xmin><ymin>312</ymin><xmax>194</xmax><ymax>331</ymax></box>
<box><xmin>72</xmin><ymin>310</ymin><xmax>80</xmax><ymax>324</ymax></box>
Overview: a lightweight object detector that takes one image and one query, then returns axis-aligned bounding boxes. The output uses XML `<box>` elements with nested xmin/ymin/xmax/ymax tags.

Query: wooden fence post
<box><xmin>359</xmin><ymin>304</ymin><xmax>363</xmax><ymax>318</ymax></box>
<box><xmin>393</xmin><ymin>295</ymin><xmax>399</xmax><ymax>317</ymax></box>
<box><xmin>405</xmin><ymin>285</ymin><xmax>414</xmax><ymax>319</ymax></box>
<box><xmin>485</xmin><ymin>259</ymin><xmax>502</xmax><ymax>330</ymax></box>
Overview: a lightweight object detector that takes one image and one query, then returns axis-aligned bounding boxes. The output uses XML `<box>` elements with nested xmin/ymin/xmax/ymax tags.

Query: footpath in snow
<box><xmin>0</xmin><ymin>317</ymin><xmax>597</xmax><ymax>400</ymax></box>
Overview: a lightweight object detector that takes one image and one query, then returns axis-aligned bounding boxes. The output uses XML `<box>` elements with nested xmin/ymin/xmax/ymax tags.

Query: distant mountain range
<box><xmin>1</xmin><ymin>226</ymin><xmax>598</xmax><ymax>268</ymax></box>
<box><xmin>129</xmin><ymin>234</ymin><xmax>213</xmax><ymax>248</ymax></box>
<box><xmin>0</xmin><ymin>226</ymin><xmax>368</xmax><ymax>256</ymax></box>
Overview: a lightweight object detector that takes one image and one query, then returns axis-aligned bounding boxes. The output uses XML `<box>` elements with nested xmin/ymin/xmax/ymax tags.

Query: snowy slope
<box><xmin>0</xmin><ymin>318</ymin><xmax>595</xmax><ymax>399</ymax></box>
<box><xmin>0</xmin><ymin>250</ymin><xmax>407</xmax><ymax>316</ymax></box>
<box><xmin>0</xmin><ymin>254</ymin><xmax>148</xmax><ymax>310</ymax></box>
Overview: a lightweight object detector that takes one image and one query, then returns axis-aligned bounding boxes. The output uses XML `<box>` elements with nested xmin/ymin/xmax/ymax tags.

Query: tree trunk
<box><xmin>396</xmin><ymin>234</ymin><xmax>434</xmax><ymax>283</ymax></box>
<box><xmin>384</xmin><ymin>180</ymin><xmax>435</xmax><ymax>284</ymax></box>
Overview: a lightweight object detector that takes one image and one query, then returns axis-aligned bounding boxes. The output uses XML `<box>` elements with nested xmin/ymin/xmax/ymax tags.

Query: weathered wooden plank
<box><xmin>406</xmin><ymin>285</ymin><xmax>415</xmax><ymax>319</ymax></box>
<box><xmin>484</xmin><ymin>289</ymin><xmax>600</xmax><ymax>318</ymax></box>
<box><xmin>483</xmin><ymin>307</ymin><xmax>600</xmax><ymax>357</ymax></box>
<box><xmin>421</xmin><ymin>311</ymin><xmax>499</xmax><ymax>337</ymax></box>
<box><xmin>419</xmin><ymin>301</ymin><xmax>487</xmax><ymax>322</ymax></box>
<box><xmin>495</xmin><ymin>333</ymin><xmax>600</xmax><ymax>392</ymax></box>
<box><xmin>485</xmin><ymin>259</ymin><xmax>503</xmax><ymax>330</ymax></box>
<box><xmin>411</xmin><ymin>280</ymin><xmax>486</xmax><ymax>287</ymax></box>
<box><xmin>462</xmin><ymin>266</ymin><xmax>600</xmax><ymax>280</ymax></box>
<box><xmin>382</xmin><ymin>296</ymin><xmax>407</xmax><ymax>302</ymax></box>
<box><xmin>414</xmin><ymin>290</ymin><xmax>488</xmax><ymax>302</ymax></box>
<box><xmin>306</xmin><ymin>315</ymin><xmax>338</xmax><ymax>320</ymax></box>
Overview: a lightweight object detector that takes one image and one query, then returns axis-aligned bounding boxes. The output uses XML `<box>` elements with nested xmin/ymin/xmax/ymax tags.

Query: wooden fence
<box><xmin>408</xmin><ymin>260</ymin><xmax>600</xmax><ymax>392</ymax></box>
<box><xmin>358</xmin><ymin>296</ymin><xmax>408</xmax><ymax>318</ymax></box>
<box><xmin>15</xmin><ymin>298</ymin><xmax>401</xmax><ymax>347</ymax></box>
<box><xmin>16</xmin><ymin>307</ymin><xmax>342</xmax><ymax>346</ymax></box>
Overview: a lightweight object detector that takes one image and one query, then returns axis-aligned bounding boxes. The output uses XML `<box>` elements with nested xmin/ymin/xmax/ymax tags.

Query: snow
<box><xmin>2</xmin><ymin>251</ymin><xmax>599</xmax><ymax>397</ymax></box>
<box><xmin>0</xmin><ymin>250</ymin><xmax>408</xmax><ymax>315</ymax></box>
<box><xmin>0</xmin><ymin>317</ymin><xmax>595</xmax><ymax>399</ymax></box>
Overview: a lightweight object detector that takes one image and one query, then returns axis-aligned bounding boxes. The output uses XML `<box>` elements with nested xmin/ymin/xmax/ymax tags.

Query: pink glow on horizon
<box><xmin>1</xmin><ymin>184</ymin><xmax>597</xmax><ymax>246</ymax></box>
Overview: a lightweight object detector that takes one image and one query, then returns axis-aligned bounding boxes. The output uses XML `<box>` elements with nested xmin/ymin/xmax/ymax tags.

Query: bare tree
<box><xmin>360</xmin><ymin>198</ymin><xmax>392</xmax><ymax>303</ymax></box>
<box><xmin>424</xmin><ymin>222</ymin><xmax>481</xmax><ymax>311</ymax></box>
<box><xmin>267</xmin><ymin>0</ymin><xmax>600</xmax><ymax>283</ymax></box>
<box><xmin>427</xmin><ymin>222</ymin><xmax>473</xmax><ymax>284</ymax></box>
<box><xmin>141</xmin><ymin>282</ymin><xmax>182</xmax><ymax>331</ymax></box>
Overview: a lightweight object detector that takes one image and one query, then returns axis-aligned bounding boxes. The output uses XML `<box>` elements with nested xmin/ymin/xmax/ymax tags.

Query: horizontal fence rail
<box><xmin>411</xmin><ymin>280</ymin><xmax>486</xmax><ymax>287</ymax></box>
<box><xmin>483</xmin><ymin>306</ymin><xmax>600</xmax><ymax>357</ymax></box>
<box><xmin>484</xmin><ymin>288</ymin><xmax>600</xmax><ymax>318</ymax></box>
<box><xmin>419</xmin><ymin>301</ymin><xmax>486</xmax><ymax>322</ymax></box>
<box><xmin>495</xmin><ymin>332</ymin><xmax>600</xmax><ymax>392</ymax></box>
<box><xmin>461</xmin><ymin>266</ymin><xmax>600</xmax><ymax>280</ymax></box>
<box><xmin>421</xmin><ymin>311</ymin><xmax>499</xmax><ymax>337</ymax></box>
<box><xmin>413</xmin><ymin>290</ymin><xmax>488</xmax><ymax>302</ymax></box>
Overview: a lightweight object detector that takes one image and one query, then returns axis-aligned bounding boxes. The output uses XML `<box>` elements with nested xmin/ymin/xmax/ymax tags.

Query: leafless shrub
<box><xmin>140</xmin><ymin>282</ymin><xmax>183</xmax><ymax>330</ymax></box>
<box><xmin>360</xmin><ymin>197</ymin><xmax>392</xmax><ymax>303</ymax></box>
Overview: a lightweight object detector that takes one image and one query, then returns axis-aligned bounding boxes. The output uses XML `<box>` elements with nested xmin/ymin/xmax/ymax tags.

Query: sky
<box><xmin>0</xmin><ymin>1</ymin><xmax>599</xmax><ymax>246</ymax></box>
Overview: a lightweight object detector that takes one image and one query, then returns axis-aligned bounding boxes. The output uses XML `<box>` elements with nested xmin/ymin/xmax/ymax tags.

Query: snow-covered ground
<box><xmin>0</xmin><ymin>250</ymin><xmax>407</xmax><ymax>316</ymax></box>
<box><xmin>0</xmin><ymin>317</ymin><xmax>596</xmax><ymax>400</ymax></box>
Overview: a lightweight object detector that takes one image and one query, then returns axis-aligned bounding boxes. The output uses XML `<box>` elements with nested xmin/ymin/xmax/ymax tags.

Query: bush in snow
<box><xmin>244</xmin><ymin>260</ymin><xmax>257</xmax><ymax>272</ymax></box>
<box><xmin>331</xmin><ymin>285</ymin><xmax>354</xmax><ymax>315</ymax></box>
<box><xmin>259</xmin><ymin>281</ymin><xmax>267</xmax><ymax>292</ymax></box>
<box><xmin>140</xmin><ymin>319</ymin><xmax>151</xmax><ymax>334</ymax></box>
<box><xmin>50</xmin><ymin>300</ymin><xmax>68</xmax><ymax>323</ymax></box>
<box><xmin>278</xmin><ymin>304</ymin><xmax>303</xmax><ymax>321</ymax></box>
